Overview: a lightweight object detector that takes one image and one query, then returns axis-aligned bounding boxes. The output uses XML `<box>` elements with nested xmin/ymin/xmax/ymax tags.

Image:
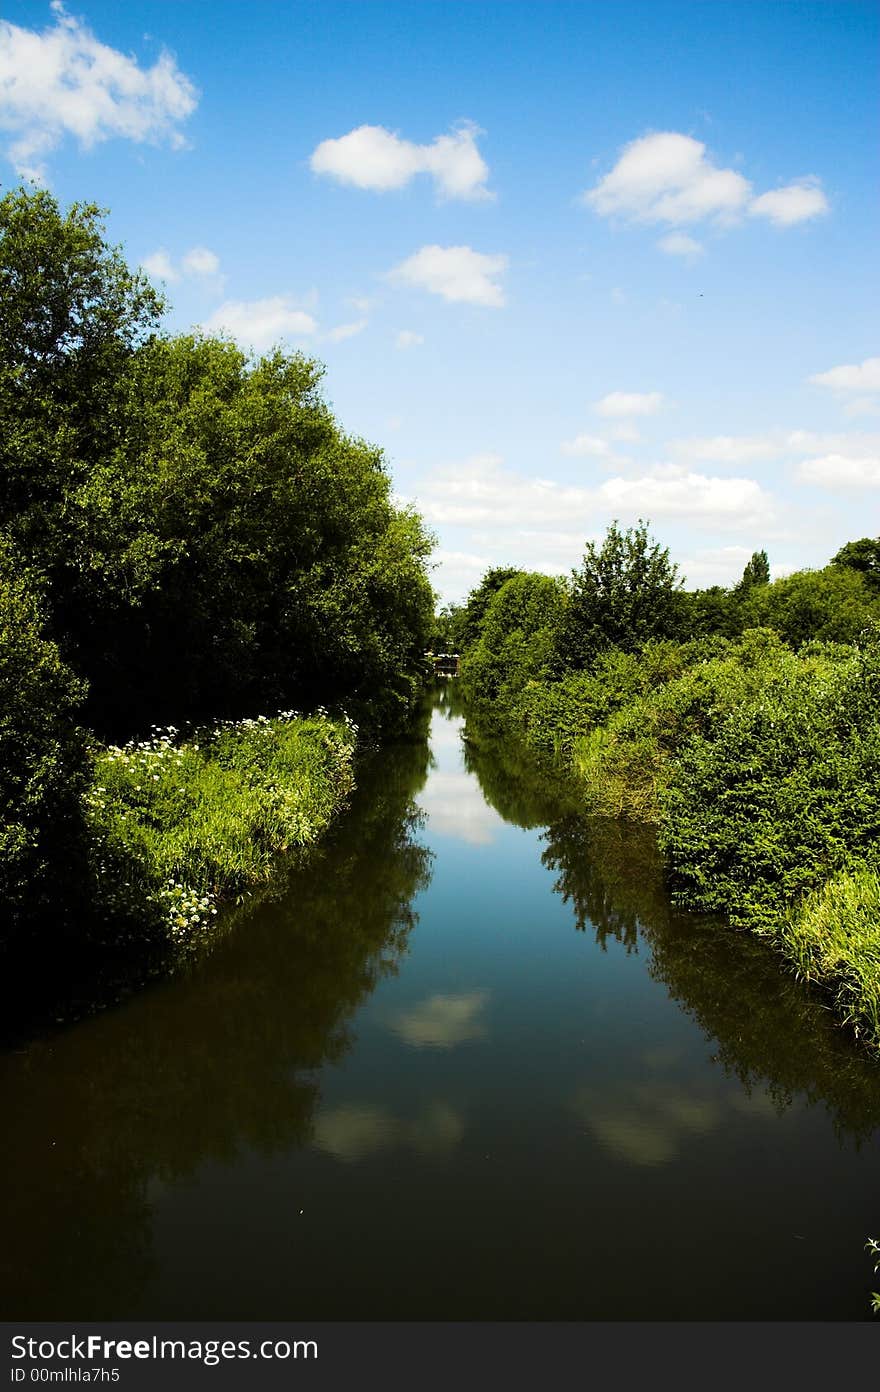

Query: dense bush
<box><xmin>739</xmin><ymin>565</ymin><xmax>880</xmax><ymax>645</ymax></box>
<box><xmin>459</xmin><ymin>571</ymin><xmax>566</xmax><ymax>706</ymax></box>
<box><xmin>659</xmin><ymin>632</ymin><xmax>880</xmax><ymax>929</ymax></box>
<box><xmin>0</xmin><ymin>540</ymin><xmax>88</xmax><ymax>928</ymax></box>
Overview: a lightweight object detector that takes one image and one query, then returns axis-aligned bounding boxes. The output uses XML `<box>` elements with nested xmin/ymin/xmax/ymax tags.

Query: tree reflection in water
<box><xmin>0</xmin><ymin>699</ymin><xmax>434</xmax><ymax>1318</ymax></box>
<box><xmin>461</xmin><ymin>705</ymin><xmax>880</xmax><ymax>1143</ymax></box>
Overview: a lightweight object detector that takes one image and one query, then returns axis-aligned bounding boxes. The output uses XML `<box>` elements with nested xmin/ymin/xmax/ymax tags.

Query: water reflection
<box><xmin>3</xmin><ymin>690</ymin><xmax>880</xmax><ymax>1322</ymax></box>
<box><xmin>574</xmin><ymin>1082</ymin><xmax>722</xmax><ymax>1167</ymax></box>
<box><xmin>313</xmin><ymin>1101</ymin><xmax>465</xmax><ymax>1162</ymax></box>
<box><xmin>462</xmin><ymin>708</ymin><xmax>880</xmax><ymax>1142</ymax></box>
<box><xmin>0</xmin><ymin>700</ymin><xmax>435</xmax><ymax>1318</ymax></box>
<box><xmin>387</xmin><ymin>989</ymin><xmax>490</xmax><ymax>1048</ymax></box>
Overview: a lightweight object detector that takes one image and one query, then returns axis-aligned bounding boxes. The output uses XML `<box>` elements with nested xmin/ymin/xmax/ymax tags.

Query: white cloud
<box><xmin>396</xmin><ymin>329</ymin><xmax>424</xmax><ymax>350</ymax></box>
<box><xmin>584</xmin><ymin>130</ymin><xmax>828</xmax><ymax>237</ymax></box>
<box><xmin>141</xmin><ymin>249</ymin><xmax>178</xmax><ymax>282</ymax></box>
<box><xmin>594</xmin><ymin>390</ymin><xmax>664</xmax><ymax>418</ymax></box>
<box><xmin>142</xmin><ymin>245</ymin><xmax>222</xmax><ymax>286</ymax></box>
<box><xmin>673</xmin><ymin>429</ymin><xmax>880</xmax><ymax>465</ymax></box>
<box><xmin>310</xmin><ymin>121</ymin><xmax>492</xmax><ymax>201</ymax></box>
<box><xmin>585</xmin><ymin>132</ymin><xmax>751</xmax><ymax>225</ymax></box>
<box><xmin>388</xmin><ymin>244</ymin><xmax>508</xmax><ymax>307</ymax></box>
<box><xmin>798</xmin><ymin>454</ymin><xmax>880</xmax><ymax>489</ymax></box>
<box><xmin>843</xmin><ymin>397</ymin><xmax>880</xmax><ymax>419</ymax></box>
<box><xmin>658</xmin><ymin>232</ymin><xmax>704</xmax><ymax>258</ymax></box>
<box><xmin>749</xmin><ymin>178</ymin><xmax>829</xmax><ymax>226</ymax></box>
<box><xmin>181</xmin><ymin>246</ymin><xmax>220</xmax><ymax>277</ymax></box>
<box><xmin>608</xmin><ymin>421</ymin><xmax>641</xmax><ymax>443</ymax></box>
<box><xmin>810</xmin><ymin>357</ymin><xmax>880</xmax><ymax>393</ymax></box>
<box><xmin>598</xmin><ymin>467</ymin><xmax>772</xmax><ymax>525</ymax></box>
<box><xmin>0</xmin><ymin>2</ymin><xmax>198</xmax><ymax>180</ymax></box>
<box><xmin>560</xmin><ymin>433</ymin><xmax>613</xmax><ymax>458</ymax></box>
<box><xmin>325</xmin><ymin>318</ymin><xmax>367</xmax><ymax>343</ymax></box>
<box><xmin>413</xmin><ymin>453</ymin><xmax>768</xmax><ymax>531</ymax></box>
<box><xmin>202</xmin><ymin>297</ymin><xmax>317</xmax><ymax>352</ymax></box>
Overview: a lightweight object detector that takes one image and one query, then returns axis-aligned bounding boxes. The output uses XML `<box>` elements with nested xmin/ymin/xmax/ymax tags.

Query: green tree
<box><xmin>0</xmin><ymin>539</ymin><xmax>88</xmax><ymax>936</ymax></box>
<box><xmin>454</xmin><ymin>566</ymin><xmax>523</xmax><ymax>652</ymax></box>
<box><xmin>0</xmin><ymin>187</ymin><xmax>163</xmax><ymax>567</ymax></box>
<box><xmin>69</xmin><ymin>334</ymin><xmax>435</xmax><ymax>730</ymax></box>
<box><xmin>460</xmin><ymin>571</ymin><xmax>566</xmax><ymax>706</ymax></box>
<box><xmin>832</xmin><ymin>537</ymin><xmax>880</xmax><ymax>592</ymax></box>
<box><xmin>740</xmin><ymin>566</ymin><xmax>880</xmax><ymax>646</ymax></box>
<box><xmin>555</xmin><ymin>520</ymin><xmax>684</xmax><ymax>670</ymax></box>
<box><xmin>737</xmin><ymin>549</ymin><xmax>771</xmax><ymax>592</ymax></box>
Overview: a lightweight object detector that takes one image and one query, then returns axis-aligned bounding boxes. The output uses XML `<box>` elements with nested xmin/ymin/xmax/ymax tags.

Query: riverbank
<box><xmin>84</xmin><ymin>710</ymin><xmax>358</xmax><ymax>945</ymax></box>
<box><xmin>460</xmin><ymin>627</ymin><xmax>880</xmax><ymax>1052</ymax></box>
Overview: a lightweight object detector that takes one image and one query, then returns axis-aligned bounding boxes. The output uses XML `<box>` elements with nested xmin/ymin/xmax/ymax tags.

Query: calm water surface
<box><xmin>3</xmin><ymin>686</ymin><xmax>880</xmax><ymax>1319</ymax></box>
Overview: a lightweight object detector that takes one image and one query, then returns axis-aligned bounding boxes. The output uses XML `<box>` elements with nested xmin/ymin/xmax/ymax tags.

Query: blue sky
<box><xmin>2</xmin><ymin>1</ymin><xmax>878</xmax><ymax>601</ymax></box>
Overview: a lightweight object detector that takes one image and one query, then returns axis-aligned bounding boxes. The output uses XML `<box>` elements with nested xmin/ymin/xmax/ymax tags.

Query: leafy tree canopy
<box><xmin>555</xmin><ymin>520</ymin><xmax>684</xmax><ymax>670</ymax></box>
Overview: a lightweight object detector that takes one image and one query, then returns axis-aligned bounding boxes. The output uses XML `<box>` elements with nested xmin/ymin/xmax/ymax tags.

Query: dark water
<box><xmin>3</xmin><ymin>686</ymin><xmax>880</xmax><ymax>1320</ymax></box>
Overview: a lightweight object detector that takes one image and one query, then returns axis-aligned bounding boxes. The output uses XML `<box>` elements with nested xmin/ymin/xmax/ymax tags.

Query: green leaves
<box><xmin>556</xmin><ymin>520</ymin><xmax>684</xmax><ymax>671</ymax></box>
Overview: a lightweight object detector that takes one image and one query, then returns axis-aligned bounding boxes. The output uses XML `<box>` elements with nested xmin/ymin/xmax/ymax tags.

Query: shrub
<box><xmin>658</xmin><ymin>633</ymin><xmax>880</xmax><ymax>929</ymax></box>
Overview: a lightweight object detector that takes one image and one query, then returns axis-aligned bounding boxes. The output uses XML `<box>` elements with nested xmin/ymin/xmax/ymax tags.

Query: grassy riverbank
<box><xmin>84</xmin><ymin>712</ymin><xmax>357</xmax><ymax>943</ymax></box>
<box><xmin>455</xmin><ymin>556</ymin><xmax>880</xmax><ymax>1050</ymax></box>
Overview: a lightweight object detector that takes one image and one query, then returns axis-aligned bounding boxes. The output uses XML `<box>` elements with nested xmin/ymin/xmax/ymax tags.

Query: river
<box><xmin>3</xmin><ymin>685</ymin><xmax>880</xmax><ymax>1319</ymax></box>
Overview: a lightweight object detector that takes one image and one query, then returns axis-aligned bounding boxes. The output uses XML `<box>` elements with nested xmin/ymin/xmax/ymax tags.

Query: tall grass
<box><xmin>781</xmin><ymin>867</ymin><xmax>880</xmax><ymax>1046</ymax></box>
<box><xmin>85</xmin><ymin>711</ymin><xmax>356</xmax><ymax>941</ymax></box>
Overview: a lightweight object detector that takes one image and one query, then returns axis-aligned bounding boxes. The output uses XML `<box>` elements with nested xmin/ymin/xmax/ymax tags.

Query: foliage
<box><xmin>555</xmin><ymin>520</ymin><xmax>684</xmax><ymax>671</ymax></box>
<box><xmin>450</xmin><ymin>566</ymin><xmax>523</xmax><ymax>652</ymax></box>
<box><xmin>459</xmin><ymin>571</ymin><xmax>566</xmax><ymax>706</ymax></box>
<box><xmin>739</xmin><ymin>564</ymin><xmax>880</xmax><ymax>646</ymax></box>
<box><xmin>0</xmin><ymin>188</ymin><xmax>163</xmax><ymax>569</ymax></box>
<box><xmin>85</xmin><ymin>712</ymin><xmax>357</xmax><ymax>943</ymax></box>
<box><xmin>736</xmin><ymin>548</ymin><xmax>771</xmax><ymax>592</ymax></box>
<box><xmin>832</xmin><ymin>537</ymin><xmax>880</xmax><ymax>591</ymax></box>
<box><xmin>781</xmin><ymin>866</ymin><xmax>880</xmax><ymax>1046</ymax></box>
<box><xmin>1</xmin><ymin>188</ymin><xmax>435</xmax><ymax>737</ymax></box>
<box><xmin>0</xmin><ymin>538</ymin><xmax>88</xmax><ymax>933</ymax></box>
<box><xmin>659</xmin><ymin>633</ymin><xmax>880</xmax><ymax>933</ymax></box>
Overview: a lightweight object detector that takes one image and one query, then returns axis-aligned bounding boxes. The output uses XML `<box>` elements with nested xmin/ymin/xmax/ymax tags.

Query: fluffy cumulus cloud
<box><xmin>396</xmin><ymin>329</ymin><xmax>424</xmax><ymax>350</ymax></box>
<box><xmin>181</xmin><ymin>246</ymin><xmax>220</xmax><ymax>277</ymax></box>
<box><xmin>584</xmin><ymin>131</ymin><xmax>828</xmax><ymax>237</ymax></box>
<box><xmin>657</xmin><ymin>232</ymin><xmax>704</xmax><ymax>258</ymax></box>
<box><xmin>0</xmin><ymin>2</ymin><xmax>198</xmax><ymax>180</ymax></box>
<box><xmin>810</xmin><ymin>357</ymin><xmax>880</xmax><ymax>393</ymax></box>
<box><xmin>749</xmin><ymin>178</ymin><xmax>829</xmax><ymax>226</ymax></box>
<box><xmin>597</xmin><ymin>466</ymin><xmax>772</xmax><ymax>524</ymax></box>
<box><xmin>413</xmin><ymin>453</ymin><xmax>771</xmax><ymax>531</ymax></box>
<box><xmin>594</xmin><ymin>390</ymin><xmax>665</xmax><ymax>418</ymax></box>
<box><xmin>798</xmin><ymin>454</ymin><xmax>880</xmax><ymax>489</ymax></box>
<box><xmin>202</xmin><ymin>297</ymin><xmax>317</xmax><ymax>352</ymax></box>
<box><xmin>142</xmin><ymin>245</ymin><xmax>221</xmax><ymax>284</ymax></box>
<box><xmin>310</xmin><ymin>121</ymin><xmax>492</xmax><ymax>201</ymax></box>
<box><xmin>388</xmin><ymin>244</ymin><xmax>508</xmax><ymax>307</ymax></box>
<box><xmin>560</xmin><ymin>433</ymin><xmax>614</xmax><ymax>458</ymax></box>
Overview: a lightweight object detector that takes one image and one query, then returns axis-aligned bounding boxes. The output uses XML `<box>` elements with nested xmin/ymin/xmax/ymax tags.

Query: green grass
<box><xmin>84</xmin><ymin>710</ymin><xmax>356</xmax><ymax>941</ymax></box>
<box><xmin>781</xmin><ymin>866</ymin><xmax>880</xmax><ymax>1047</ymax></box>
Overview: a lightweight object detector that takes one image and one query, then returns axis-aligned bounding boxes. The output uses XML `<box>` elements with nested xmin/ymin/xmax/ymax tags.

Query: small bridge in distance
<box><xmin>430</xmin><ymin>652</ymin><xmax>460</xmax><ymax>677</ymax></box>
